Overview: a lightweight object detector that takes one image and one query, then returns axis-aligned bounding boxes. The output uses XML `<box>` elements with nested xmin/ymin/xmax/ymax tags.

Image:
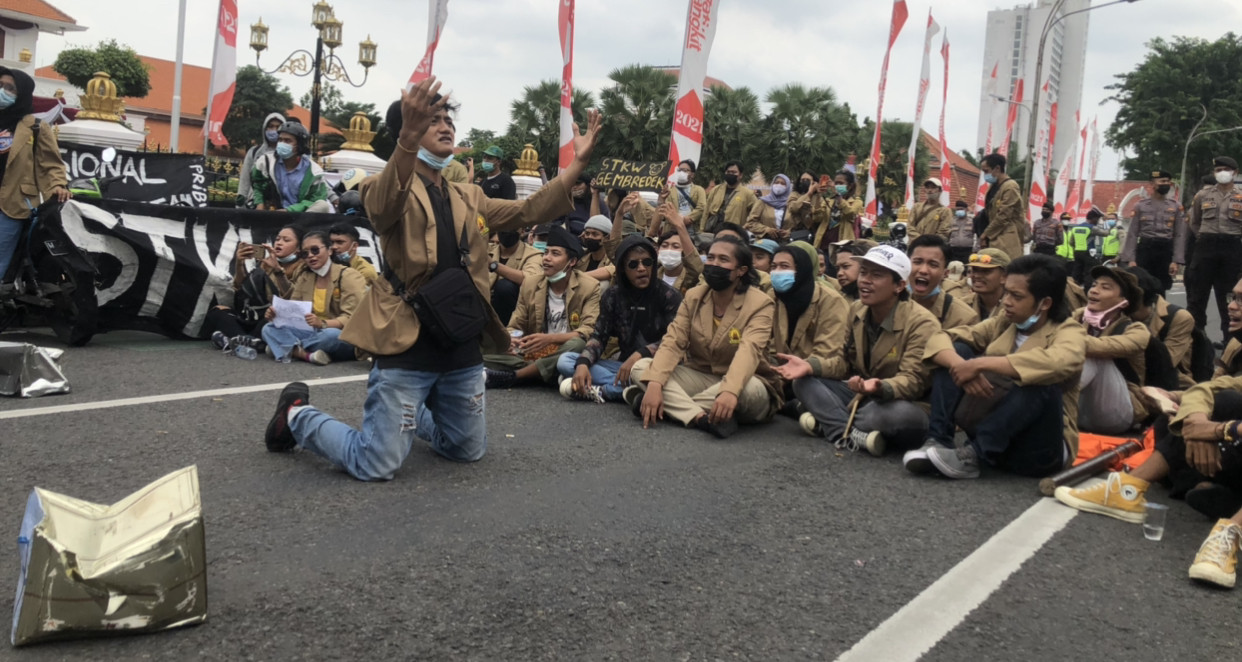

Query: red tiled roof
<box><xmin>1087</xmin><ymin>180</ymin><xmax>1148</xmax><ymax>217</ymax></box>
<box><xmin>0</xmin><ymin>0</ymin><xmax>76</xmax><ymax>24</ymax></box>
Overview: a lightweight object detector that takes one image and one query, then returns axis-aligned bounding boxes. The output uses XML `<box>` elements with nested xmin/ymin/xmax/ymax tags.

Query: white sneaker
<box><xmin>799</xmin><ymin>412</ymin><xmax>823</xmax><ymax>438</ymax></box>
<box><xmin>903</xmin><ymin>440</ymin><xmax>939</xmax><ymax>475</ymax></box>
<box><xmin>305</xmin><ymin>350</ymin><xmax>332</xmax><ymax>366</ymax></box>
<box><xmin>559</xmin><ymin>378</ymin><xmax>604</xmax><ymax>403</ymax></box>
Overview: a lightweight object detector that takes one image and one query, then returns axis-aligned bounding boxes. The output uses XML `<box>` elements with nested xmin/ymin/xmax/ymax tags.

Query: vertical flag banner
<box><xmin>557</xmin><ymin>0</ymin><xmax>575</xmax><ymax>171</ymax></box>
<box><xmin>864</xmin><ymin>0</ymin><xmax>909</xmax><ymax>223</ymax></box>
<box><xmin>1043</xmin><ymin>82</ymin><xmax>1058</xmax><ymax>177</ymax></box>
<box><xmin>408</xmin><ymin>0</ymin><xmax>450</xmax><ymax>89</ymax></box>
<box><xmin>667</xmin><ymin>0</ymin><xmax>721</xmax><ymax>176</ymax></box>
<box><xmin>999</xmin><ymin>78</ymin><xmax>1023</xmax><ymax>157</ymax></box>
<box><xmin>1081</xmin><ymin>117</ymin><xmax>1100</xmax><ymax>217</ymax></box>
<box><xmin>1028</xmin><ymin>127</ymin><xmax>1048</xmax><ymax>223</ymax></box>
<box><xmin>937</xmin><ymin>31</ymin><xmax>951</xmax><ymax>206</ymax></box>
<box><xmin>204</xmin><ymin>0</ymin><xmax>237</xmax><ymax>148</ymax></box>
<box><xmin>975</xmin><ymin>60</ymin><xmax>999</xmax><ymax>210</ymax></box>
<box><xmin>1066</xmin><ymin>117</ymin><xmax>1087</xmax><ymax>219</ymax></box>
<box><xmin>1053</xmin><ymin>137</ymin><xmax>1076</xmax><ymax>217</ymax></box>
<box><xmin>904</xmin><ymin>11</ymin><xmax>939</xmax><ymax>210</ymax></box>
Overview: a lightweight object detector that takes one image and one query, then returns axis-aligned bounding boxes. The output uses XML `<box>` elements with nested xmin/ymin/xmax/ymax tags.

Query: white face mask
<box><xmin>675</xmin><ymin>171</ymin><xmax>691</xmax><ymax>186</ymax></box>
<box><xmin>1217</xmin><ymin>170</ymin><xmax>1236</xmax><ymax>185</ymax></box>
<box><xmin>658</xmin><ymin>249</ymin><xmax>682</xmax><ymax>270</ymax></box>
<box><xmin>312</xmin><ymin>261</ymin><xmax>332</xmax><ymax>277</ymax></box>
<box><xmin>771</xmin><ymin>184</ymin><xmax>788</xmax><ymax>196</ymax></box>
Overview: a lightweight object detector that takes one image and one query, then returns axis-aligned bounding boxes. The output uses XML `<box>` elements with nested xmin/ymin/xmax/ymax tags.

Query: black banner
<box><xmin>592</xmin><ymin>158</ymin><xmax>672</xmax><ymax>192</ymax></box>
<box><xmin>58</xmin><ymin>143</ymin><xmax>209</xmax><ymax>207</ymax></box>
<box><xmin>49</xmin><ymin>199</ymin><xmax>383</xmax><ymax>339</ymax></box>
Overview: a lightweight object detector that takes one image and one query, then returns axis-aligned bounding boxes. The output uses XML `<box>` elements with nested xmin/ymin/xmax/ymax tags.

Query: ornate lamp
<box><xmin>249</xmin><ymin>18</ymin><xmax>269</xmax><ymax>55</ymax></box>
<box><xmin>311</xmin><ymin>1</ymin><xmax>333</xmax><ymax>29</ymax></box>
<box><xmin>358</xmin><ymin>35</ymin><xmax>377</xmax><ymax>69</ymax></box>
<box><xmin>321</xmin><ymin>16</ymin><xmax>343</xmax><ymax>50</ymax></box>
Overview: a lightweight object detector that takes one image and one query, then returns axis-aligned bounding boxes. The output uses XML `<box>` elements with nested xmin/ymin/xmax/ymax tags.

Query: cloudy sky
<box><xmin>34</xmin><ymin>0</ymin><xmax>1240</xmax><ymax>178</ymax></box>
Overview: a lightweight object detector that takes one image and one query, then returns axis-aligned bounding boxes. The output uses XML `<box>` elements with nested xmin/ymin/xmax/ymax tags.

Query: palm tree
<box><xmin>698</xmin><ymin>85</ymin><xmax>761</xmax><ymax>185</ymax></box>
<box><xmin>596</xmin><ymin>65</ymin><xmax>676</xmax><ymax>163</ymax></box>
<box><xmin>757</xmin><ymin>84</ymin><xmax>860</xmax><ymax>180</ymax></box>
<box><xmin>505</xmin><ymin>80</ymin><xmax>597</xmax><ymax>173</ymax></box>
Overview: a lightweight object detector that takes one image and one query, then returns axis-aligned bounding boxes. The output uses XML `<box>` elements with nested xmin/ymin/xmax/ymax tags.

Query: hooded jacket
<box><xmin>0</xmin><ymin>67</ymin><xmax>67</xmax><ymax>220</ymax></box>
<box><xmin>251</xmin><ymin>149</ymin><xmax>330</xmax><ymax>212</ymax></box>
<box><xmin>237</xmin><ymin>112</ymin><xmax>286</xmax><ymax>203</ymax></box>
<box><xmin>576</xmin><ymin>235</ymin><xmax>683</xmax><ymax>367</ymax></box>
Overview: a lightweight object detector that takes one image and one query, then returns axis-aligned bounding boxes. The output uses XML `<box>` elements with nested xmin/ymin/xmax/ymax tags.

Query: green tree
<box><xmin>459</xmin><ymin>128</ymin><xmax>498</xmax><ymax>150</ymax></box>
<box><xmin>596</xmin><ymin>65</ymin><xmax>676</xmax><ymax>164</ymax></box>
<box><xmin>698</xmin><ymin>85</ymin><xmax>761</xmax><ymax>185</ymax></box>
<box><xmin>505</xmin><ymin>80</ymin><xmax>597</xmax><ymax>173</ymax></box>
<box><xmin>1105</xmin><ymin>33</ymin><xmax>1242</xmax><ymax>198</ymax></box>
<box><xmin>216</xmin><ymin>65</ymin><xmax>294</xmax><ymax>151</ymax></box>
<box><xmin>52</xmin><ymin>39</ymin><xmax>151</xmax><ymax>98</ymax></box>
<box><xmin>754</xmin><ymin>84</ymin><xmax>860</xmax><ymax>182</ymax></box>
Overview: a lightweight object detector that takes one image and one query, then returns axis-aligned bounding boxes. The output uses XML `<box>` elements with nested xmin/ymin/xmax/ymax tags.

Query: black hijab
<box><xmin>0</xmin><ymin>66</ymin><xmax>35</xmax><ymax>132</ymax></box>
<box><xmin>775</xmin><ymin>246</ymin><xmax>815</xmax><ymax>344</ymax></box>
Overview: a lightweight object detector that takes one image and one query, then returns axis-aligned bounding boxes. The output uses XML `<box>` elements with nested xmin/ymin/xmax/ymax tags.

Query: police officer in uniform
<box><xmin>1186</xmin><ymin>156</ymin><xmax>1242</xmax><ymax>341</ymax></box>
<box><xmin>1067</xmin><ymin>209</ymin><xmax>1107</xmax><ymax>284</ymax></box>
<box><xmin>1121</xmin><ymin>170</ymin><xmax>1187</xmax><ymax>295</ymax></box>
<box><xmin>1031</xmin><ymin>201</ymin><xmax>1061</xmax><ymax>256</ymax></box>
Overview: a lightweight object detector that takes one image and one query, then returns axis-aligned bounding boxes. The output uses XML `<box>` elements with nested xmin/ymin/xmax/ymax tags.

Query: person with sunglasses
<box><xmin>260</xmin><ymin>231</ymin><xmax>366</xmax><ymax>365</ymax></box>
<box><xmin>558</xmin><ymin>234</ymin><xmax>683</xmax><ymax>403</ymax></box>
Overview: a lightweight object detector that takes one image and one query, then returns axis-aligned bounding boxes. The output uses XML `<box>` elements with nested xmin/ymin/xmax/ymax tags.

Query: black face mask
<box><xmin>795</xmin><ymin>179</ymin><xmax>811</xmax><ymax>195</ymax></box>
<box><xmin>331</xmin><ymin>252</ymin><xmax>352</xmax><ymax>265</ymax></box>
<box><xmin>582</xmin><ymin>238</ymin><xmax>602</xmax><ymax>254</ymax></box>
<box><xmin>498</xmin><ymin>231</ymin><xmax>521</xmax><ymax>248</ymax></box>
<box><xmin>1155</xmin><ymin>184</ymin><xmax>1172</xmax><ymax>196</ymax></box>
<box><xmin>724</xmin><ymin>173</ymin><xmax>739</xmax><ymax>186</ymax></box>
<box><xmin>1042</xmin><ymin>211</ymin><xmax>1052</xmax><ymax>219</ymax></box>
<box><xmin>574</xmin><ymin>189</ymin><xmax>589</xmax><ymax>200</ymax></box>
<box><xmin>703</xmin><ymin>264</ymin><xmax>736</xmax><ymax>291</ymax></box>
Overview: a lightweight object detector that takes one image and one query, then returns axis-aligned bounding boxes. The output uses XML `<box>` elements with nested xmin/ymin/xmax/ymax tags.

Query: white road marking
<box><xmin>0</xmin><ymin>374</ymin><xmax>369</xmax><ymax>420</ymax></box>
<box><xmin>835</xmin><ymin>498</ymin><xmax>1077</xmax><ymax>662</ymax></box>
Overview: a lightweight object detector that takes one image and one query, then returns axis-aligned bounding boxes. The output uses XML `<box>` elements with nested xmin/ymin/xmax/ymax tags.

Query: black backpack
<box><xmin>1159</xmin><ymin>303</ymin><xmax>1215</xmax><ymax>382</ymax></box>
<box><xmin>1113</xmin><ymin>319</ymin><xmax>1180</xmax><ymax>391</ymax></box>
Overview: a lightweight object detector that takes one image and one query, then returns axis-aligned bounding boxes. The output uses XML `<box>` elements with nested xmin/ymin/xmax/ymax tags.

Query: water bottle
<box><xmin>233</xmin><ymin>345</ymin><xmax>258</xmax><ymax>360</ymax></box>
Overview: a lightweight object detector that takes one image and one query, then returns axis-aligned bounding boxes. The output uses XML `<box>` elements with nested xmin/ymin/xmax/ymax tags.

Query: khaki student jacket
<box><xmin>838</xmin><ymin>299</ymin><xmax>940</xmax><ymax>401</ymax></box>
<box><xmin>642</xmin><ymin>283</ymin><xmax>775</xmax><ymax>404</ymax></box>
<box><xmin>701</xmin><ymin>185</ymin><xmax>758</xmax><ymax>234</ymax></box>
<box><xmin>659</xmin><ymin>252</ymin><xmax>703</xmax><ymax>295</ymax></box>
<box><xmin>908</xmin><ymin>201</ymin><xmax>954</xmax><ymax>243</ymax></box>
<box><xmin>509</xmin><ymin>269</ymin><xmax>601</xmax><ymax>341</ymax></box>
<box><xmin>0</xmin><ymin>115</ymin><xmax>68</xmax><ymax>220</ymax></box>
<box><xmin>982</xmin><ymin>177</ymin><xmax>1026</xmax><ymax>261</ymax></box>
<box><xmin>769</xmin><ymin>283</ymin><xmax>850</xmax><ymax>379</ymax></box>
<box><xmin>1073</xmin><ymin>309</ymin><xmax>1152</xmax><ymax>425</ymax></box>
<box><xmin>921</xmin><ymin>290</ymin><xmax>980</xmax><ymax>331</ymax></box>
<box><xmin>924</xmin><ymin>316</ymin><xmax>1088</xmax><ymax>458</ymax></box>
<box><xmin>1173</xmin><ymin>372</ymin><xmax>1242</xmax><ymax>434</ymax></box>
<box><xmin>289</xmin><ymin>263</ymin><xmax>367</xmax><ymax>324</ymax></box>
<box><xmin>343</xmin><ymin>163</ymin><xmax>574</xmax><ymax>356</ymax></box>
<box><xmin>1147</xmin><ymin>297</ymin><xmax>1196</xmax><ymax>388</ymax></box>
<box><xmin>489</xmin><ymin>241</ymin><xmax>543</xmax><ymax>288</ymax></box>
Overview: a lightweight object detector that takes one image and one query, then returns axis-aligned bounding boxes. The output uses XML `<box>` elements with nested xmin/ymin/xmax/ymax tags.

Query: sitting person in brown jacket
<box><xmin>907</xmin><ymin>234</ymin><xmax>980</xmax><ymax>331</ymax></box>
<box><xmin>628</xmin><ymin>236</ymin><xmax>780</xmax><ymax>439</ymax></box>
<box><xmin>767</xmin><ymin>241</ymin><xmax>849</xmax><ymax>413</ymax></box>
<box><xmin>1074</xmin><ymin>265</ymin><xmax>1151</xmax><ymax>435</ymax></box>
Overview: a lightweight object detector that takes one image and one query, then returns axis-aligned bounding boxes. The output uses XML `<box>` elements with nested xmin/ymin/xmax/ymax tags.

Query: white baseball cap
<box><xmin>851</xmin><ymin>245</ymin><xmax>911</xmax><ymax>281</ymax></box>
<box><xmin>924</xmin><ymin>177</ymin><xmax>943</xmax><ymax>189</ymax></box>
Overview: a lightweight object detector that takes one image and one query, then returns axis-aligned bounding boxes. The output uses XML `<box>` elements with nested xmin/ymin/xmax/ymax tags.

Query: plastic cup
<box><xmin>1143</xmin><ymin>502</ymin><xmax>1169</xmax><ymax>541</ymax></box>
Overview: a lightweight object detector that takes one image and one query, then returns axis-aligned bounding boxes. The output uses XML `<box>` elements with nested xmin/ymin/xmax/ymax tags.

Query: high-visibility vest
<box><xmin>1070</xmin><ymin>225</ymin><xmax>1093</xmax><ymax>252</ymax></box>
<box><xmin>1101</xmin><ymin>229</ymin><xmax>1121</xmax><ymax>257</ymax></box>
<box><xmin>1057</xmin><ymin>229</ymin><xmax>1075</xmax><ymax>258</ymax></box>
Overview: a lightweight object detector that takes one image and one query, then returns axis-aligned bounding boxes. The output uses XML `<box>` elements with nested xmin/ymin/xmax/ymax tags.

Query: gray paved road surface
<box><xmin>0</xmin><ymin>327</ymin><xmax>1238</xmax><ymax>661</ymax></box>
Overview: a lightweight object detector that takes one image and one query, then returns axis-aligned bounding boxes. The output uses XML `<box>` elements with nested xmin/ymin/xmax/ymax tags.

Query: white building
<box><xmin>976</xmin><ymin>0</ymin><xmax>1090</xmax><ymax>170</ymax></box>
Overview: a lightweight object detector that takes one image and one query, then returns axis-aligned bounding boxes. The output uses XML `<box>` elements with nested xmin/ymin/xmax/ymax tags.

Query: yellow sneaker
<box><xmin>1189</xmin><ymin>520</ymin><xmax>1241</xmax><ymax>589</ymax></box>
<box><xmin>1053</xmin><ymin>472</ymin><xmax>1149</xmax><ymax>523</ymax></box>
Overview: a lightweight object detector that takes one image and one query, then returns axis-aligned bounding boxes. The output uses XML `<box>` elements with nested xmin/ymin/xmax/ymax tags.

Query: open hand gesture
<box><xmin>398</xmin><ymin>77</ymin><xmax>449</xmax><ymax>145</ymax></box>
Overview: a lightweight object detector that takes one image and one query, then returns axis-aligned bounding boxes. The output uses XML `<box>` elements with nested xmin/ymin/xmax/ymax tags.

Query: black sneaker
<box><xmin>623</xmin><ymin>385</ymin><xmax>644</xmax><ymax>419</ymax></box>
<box><xmin>230</xmin><ymin>334</ymin><xmax>262</xmax><ymax>349</ymax></box>
<box><xmin>696</xmin><ymin>415</ymin><xmax>739</xmax><ymax>439</ymax></box>
<box><xmin>210</xmin><ymin>331</ymin><xmax>231</xmax><ymax>351</ymax></box>
<box><xmin>265</xmin><ymin>382</ymin><xmax>310</xmax><ymax>453</ymax></box>
<box><xmin>485</xmin><ymin>367</ymin><xmax>517</xmax><ymax>390</ymax></box>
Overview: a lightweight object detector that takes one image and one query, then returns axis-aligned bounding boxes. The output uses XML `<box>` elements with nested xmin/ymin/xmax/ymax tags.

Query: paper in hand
<box><xmin>271</xmin><ymin>296</ymin><xmax>313</xmax><ymax>331</ymax></box>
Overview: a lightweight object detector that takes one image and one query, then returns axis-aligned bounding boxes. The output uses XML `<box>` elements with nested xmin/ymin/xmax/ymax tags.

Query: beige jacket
<box><xmin>489</xmin><ymin>241</ymin><xmax>544</xmax><ymax>288</ymax></box>
<box><xmin>702</xmin><ymin>185</ymin><xmax>758</xmax><ymax>234</ymax></box>
<box><xmin>343</xmin><ymin>165</ymin><xmax>573</xmax><ymax>356</ymax></box>
<box><xmin>289</xmin><ymin>263</ymin><xmax>367</xmax><ymax>325</ymax></box>
<box><xmin>770</xmin><ymin>283</ymin><xmax>850</xmax><ymax>378</ymax></box>
<box><xmin>982</xmin><ymin>177</ymin><xmax>1025</xmax><ymax>261</ymax></box>
<box><xmin>836</xmin><ymin>299</ymin><xmax>940</xmax><ymax>401</ymax></box>
<box><xmin>1074</xmin><ymin>309</ymin><xmax>1152</xmax><ymax>425</ymax></box>
<box><xmin>0</xmin><ymin>115</ymin><xmax>68</xmax><ymax>219</ymax></box>
<box><xmin>908</xmin><ymin>201</ymin><xmax>954</xmax><ymax>242</ymax></box>
<box><xmin>509</xmin><ymin>269</ymin><xmax>601</xmax><ymax>341</ymax></box>
<box><xmin>924</xmin><ymin>316</ymin><xmax>1087</xmax><ymax>457</ymax></box>
<box><xmin>920</xmin><ymin>290</ymin><xmax>980</xmax><ymax>331</ymax></box>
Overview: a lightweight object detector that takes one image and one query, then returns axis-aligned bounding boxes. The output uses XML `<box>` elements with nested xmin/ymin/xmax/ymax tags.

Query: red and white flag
<box><xmin>204</xmin><ymin>0</ymin><xmax>237</xmax><ymax>147</ymax></box>
<box><xmin>975</xmin><ymin>61</ymin><xmax>999</xmax><ymax>211</ymax></box>
<box><xmin>667</xmin><ymin>0</ymin><xmax>721</xmax><ymax>176</ymax></box>
<box><xmin>937</xmin><ymin>31</ymin><xmax>951</xmax><ymax>206</ymax></box>
<box><xmin>1080</xmin><ymin>117</ymin><xmax>1100</xmax><ymax>217</ymax></box>
<box><xmin>1052</xmin><ymin>133</ymin><xmax>1077</xmax><ymax>218</ymax></box>
<box><xmin>408</xmin><ymin>0</ymin><xmax>450</xmax><ymax>90</ymax></box>
<box><xmin>1044</xmin><ymin>82</ymin><xmax>1058</xmax><ymax>178</ymax></box>
<box><xmin>904</xmin><ymin>11</ymin><xmax>939</xmax><ymax>210</ymax></box>
<box><xmin>557</xmin><ymin>0</ymin><xmax>575</xmax><ymax>171</ymax></box>
<box><xmin>999</xmin><ymin>78</ymin><xmax>1023</xmax><ymax>157</ymax></box>
<box><xmin>864</xmin><ymin>0</ymin><xmax>909</xmax><ymax>224</ymax></box>
<box><xmin>1028</xmin><ymin>127</ymin><xmax>1048</xmax><ymax>224</ymax></box>
<box><xmin>1066</xmin><ymin>117</ymin><xmax>1087</xmax><ymax>219</ymax></box>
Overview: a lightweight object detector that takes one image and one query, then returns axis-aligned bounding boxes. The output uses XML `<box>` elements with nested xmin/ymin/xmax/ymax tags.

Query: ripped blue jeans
<box><xmin>289</xmin><ymin>363</ymin><xmax>487</xmax><ymax>481</ymax></box>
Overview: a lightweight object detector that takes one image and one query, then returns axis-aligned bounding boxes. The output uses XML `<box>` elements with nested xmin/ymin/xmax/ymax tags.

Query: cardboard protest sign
<box><xmin>592</xmin><ymin>158</ymin><xmax>672</xmax><ymax>192</ymax></box>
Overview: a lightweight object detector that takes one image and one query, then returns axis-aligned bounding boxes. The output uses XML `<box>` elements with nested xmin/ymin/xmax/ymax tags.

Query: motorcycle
<box><xmin>0</xmin><ymin>147</ymin><xmax>120</xmax><ymax>346</ymax></box>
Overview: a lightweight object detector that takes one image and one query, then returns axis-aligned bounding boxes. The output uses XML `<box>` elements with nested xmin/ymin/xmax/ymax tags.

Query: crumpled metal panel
<box><xmin>0</xmin><ymin>342</ymin><xmax>70</xmax><ymax>398</ymax></box>
<box><xmin>11</xmin><ymin>466</ymin><xmax>208</xmax><ymax>646</ymax></box>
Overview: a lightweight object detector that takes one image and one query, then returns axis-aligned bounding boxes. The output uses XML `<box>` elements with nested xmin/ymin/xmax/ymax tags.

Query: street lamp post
<box><xmin>250</xmin><ymin>1</ymin><xmax>378</xmax><ymax>155</ymax></box>
<box><xmin>1180</xmin><ymin>117</ymin><xmax>1242</xmax><ymax>204</ymax></box>
<box><xmin>1022</xmin><ymin>0</ymin><xmax>1139</xmax><ymax>198</ymax></box>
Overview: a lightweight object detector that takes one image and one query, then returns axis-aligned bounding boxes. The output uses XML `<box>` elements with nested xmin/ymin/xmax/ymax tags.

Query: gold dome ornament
<box><xmin>513</xmin><ymin>144</ymin><xmax>540</xmax><ymax>177</ymax></box>
<box><xmin>77</xmin><ymin>72</ymin><xmax>126</xmax><ymax>122</ymax></box>
<box><xmin>339</xmin><ymin>112</ymin><xmax>377</xmax><ymax>152</ymax></box>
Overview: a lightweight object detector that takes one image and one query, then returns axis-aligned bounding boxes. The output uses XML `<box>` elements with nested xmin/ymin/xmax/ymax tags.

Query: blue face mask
<box><xmin>481</xmin><ymin>161</ymin><xmax>496</xmax><ymax>173</ymax></box>
<box><xmin>907</xmin><ymin>282</ymin><xmax>942</xmax><ymax>299</ymax></box>
<box><xmin>275</xmin><ymin>143</ymin><xmax>295</xmax><ymax>160</ymax></box>
<box><xmin>1107</xmin><ymin>220</ymin><xmax>1117</xmax><ymax>228</ymax></box>
<box><xmin>1015</xmin><ymin>312</ymin><xmax>1042</xmax><ymax>332</ymax></box>
<box><xmin>0</xmin><ymin>89</ymin><xmax>16</xmax><ymax>110</ymax></box>
<box><xmin>546</xmin><ymin>269</ymin><xmax>568</xmax><ymax>283</ymax></box>
<box><xmin>417</xmin><ymin>147</ymin><xmax>455</xmax><ymax>171</ymax></box>
<box><xmin>770</xmin><ymin>270</ymin><xmax>797</xmax><ymax>293</ymax></box>
<box><xmin>983</xmin><ymin>173</ymin><xmax>998</xmax><ymax>185</ymax></box>
<box><xmin>835</xmin><ymin>184</ymin><xmax>848</xmax><ymax>195</ymax></box>
<box><xmin>955</xmin><ymin>210</ymin><xmax>966</xmax><ymax>218</ymax></box>
<box><xmin>533</xmin><ymin>241</ymin><xmax>548</xmax><ymax>252</ymax></box>
<box><xmin>265</xmin><ymin>129</ymin><xmax>279</xmax><ymax>143</ymax></box>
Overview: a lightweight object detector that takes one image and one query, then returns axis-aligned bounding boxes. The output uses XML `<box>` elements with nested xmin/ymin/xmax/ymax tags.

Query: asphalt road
<box><xmin>0</xmin><ymin>316</ymin><xmax>1237</xmax><ymax>660</ymax></box>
